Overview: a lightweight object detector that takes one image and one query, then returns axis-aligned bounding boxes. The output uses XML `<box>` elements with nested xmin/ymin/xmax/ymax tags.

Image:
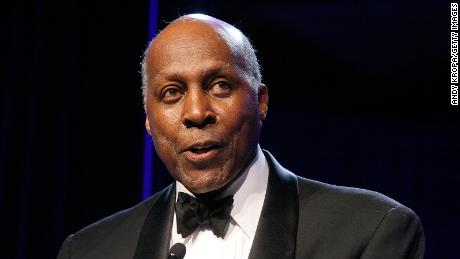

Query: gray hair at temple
<box><xmin>140</xmin><ymin>14</ymin><xmax>262</xmax><ymax>110</ymax></box>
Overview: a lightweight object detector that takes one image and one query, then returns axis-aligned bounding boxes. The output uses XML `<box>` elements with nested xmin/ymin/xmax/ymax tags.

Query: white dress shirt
<box><xmin>170</xmin><ymin>145</ymin><xmax>269</xmax><ymax>259</ymax></box>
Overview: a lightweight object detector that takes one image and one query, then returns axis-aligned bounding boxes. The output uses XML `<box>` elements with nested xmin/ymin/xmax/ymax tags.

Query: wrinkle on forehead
<box><xmin>149</xmin><ymin>30</ymin><xmax>233</xmax><ymax>77</ymax></box>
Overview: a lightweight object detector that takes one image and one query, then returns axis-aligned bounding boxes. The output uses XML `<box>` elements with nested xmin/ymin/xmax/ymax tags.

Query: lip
<box><xmin>183</xmin><ymin>148</ymin><xmax>220</xmax><ymax>162</ymax></box>
<box><xmin>182</xmin><ymin>140</ymin><xmax>222</xmax><ymax>152</ymax></box>
<box><xmin>182</xmin><ymin>141</ymin><xmax>223</xmax><ymax>163</ymax></box>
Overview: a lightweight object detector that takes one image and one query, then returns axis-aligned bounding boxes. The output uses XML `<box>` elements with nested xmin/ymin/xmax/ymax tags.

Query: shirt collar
<box><xmin>175</xmin><ymin>145</ymin><xmax>269</xmax><ymax>239</ymax></box>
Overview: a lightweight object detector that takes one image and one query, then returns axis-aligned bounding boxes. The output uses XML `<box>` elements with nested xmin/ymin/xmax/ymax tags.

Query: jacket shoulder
<box><xmin>296</xmin><ymin>177</ymin><xmax>416</xmax><ymax>216</ymax></box>
<box><xmin>60</xmin><ymin>186</ymin><xmax>171</xmax><ymax>259</ymax></box>
<box><xmin>295</xmin><ymin>177</ymin><xmax>424</xmax><ymax>258</ymax></box>
<box><xmin>74</xmin><ymin>192</ymin><xmax>158</xmax><ymax>237</ymax></box>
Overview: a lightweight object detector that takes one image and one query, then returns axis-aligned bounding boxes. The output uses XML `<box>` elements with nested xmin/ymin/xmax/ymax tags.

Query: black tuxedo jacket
<box><xmin>57</xmin><ymin>151</ymin><xmax>425</xmax><ymax>259</ymax></box>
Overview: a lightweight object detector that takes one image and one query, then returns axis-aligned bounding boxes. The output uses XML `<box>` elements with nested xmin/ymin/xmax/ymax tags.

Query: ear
<box><xmin>257</xmin><ymin>84</ymin><xmax>269</xmax><ymax>122</ymax></box>
<box><xmin>145</xmin><ymin>116</ymin><xmax>152</xmax><ymax>136</ymax></box>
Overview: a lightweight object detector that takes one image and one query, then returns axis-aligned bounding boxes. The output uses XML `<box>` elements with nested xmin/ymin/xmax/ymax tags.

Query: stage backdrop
<box><xmin>2</xmin><ymin>0</ymin><xmax>458</xmax><ymax>258</ymax></box>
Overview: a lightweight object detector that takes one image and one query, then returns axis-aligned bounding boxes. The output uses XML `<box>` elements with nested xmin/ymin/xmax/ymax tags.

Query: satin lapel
<box><xmin>133</xmin><ymin>184</ymin><xmax>176</xmax><ymax>259</ymax></box>
<box><xmin>248</xmin><ymin>150</ymin><xmax>299</xmax><ymax>259</ymax></box>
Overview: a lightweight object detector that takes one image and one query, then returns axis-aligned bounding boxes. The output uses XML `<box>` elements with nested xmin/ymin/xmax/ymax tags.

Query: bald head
<box><xmin>141</xmin><ymin>14</ymin><xmax>262</xmax><ymax>109</ymax></box>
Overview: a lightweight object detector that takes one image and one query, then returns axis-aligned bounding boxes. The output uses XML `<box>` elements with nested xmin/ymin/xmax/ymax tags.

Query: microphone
<box><xmin>168</xmin><ymin>243</ymin><xmax>186</xmax><ymax>259</ymax></box>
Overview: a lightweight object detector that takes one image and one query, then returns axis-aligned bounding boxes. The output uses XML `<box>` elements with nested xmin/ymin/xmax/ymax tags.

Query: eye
<box><xmin>161</xmin><ymin>87</ymin><xmax>183</xmax><ymax>103</ymax></box>
<box><xmin>209</xmin><ymin>81</ymin><xmax>232</xmax><ymax>97</ymax></box>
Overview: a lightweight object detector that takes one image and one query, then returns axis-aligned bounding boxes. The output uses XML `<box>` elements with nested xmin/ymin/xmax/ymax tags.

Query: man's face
<box><xmin>144</xmin><ymin>21</ymin><xmax>268</xmax><ymax>194</ymax></box>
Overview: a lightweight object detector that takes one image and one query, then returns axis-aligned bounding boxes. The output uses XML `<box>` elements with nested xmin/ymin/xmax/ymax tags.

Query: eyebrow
<box><xmin>154</xmin><ymin>65</ymin><xmax>230</xmax><ymax>84</ymax></box>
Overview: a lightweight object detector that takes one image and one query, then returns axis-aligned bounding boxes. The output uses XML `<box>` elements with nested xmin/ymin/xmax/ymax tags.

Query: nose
<box><xmin>182</xmin><ymin>89</ymin><xmax>216</xmax><ymax>129</ymax></box>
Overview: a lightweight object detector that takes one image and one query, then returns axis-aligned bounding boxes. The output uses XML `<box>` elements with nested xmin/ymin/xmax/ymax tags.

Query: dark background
<box><xmin>2</xmin><ymin>0</ymin><xmax>459</xmax><ymax>258</ymax></box>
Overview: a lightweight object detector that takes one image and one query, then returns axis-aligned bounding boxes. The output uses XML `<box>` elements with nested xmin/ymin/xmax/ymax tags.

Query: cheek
<box><xmin>221</xmin><ymin>94</ymin><xmax>261</xmax><ymax>151</ymax></box>
<box><xmin>228</xmin><ymin>94</ymin><xmax>260</xmax><ymax>131</ymax></box>
<box><xmin>150</xmin><ymin>106</ymin><xmax>181</xmax><ymax>139</ymax></box>
<box><xmin>148</xmin><ymin>109</ymin><xmax>181</xmax><ymax>164</ymax></box>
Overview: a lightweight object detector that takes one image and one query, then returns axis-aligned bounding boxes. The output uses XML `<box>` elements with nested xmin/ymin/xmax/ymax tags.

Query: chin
<box><xmin>182</xmin><ymin>175</ymin><xmax>232</xmax><ymax>194</ymax></box>
<box><xmin>184</xmin><ymin>180</ymin><xmax>226</xmax><ymax>194</ymax></box>
<box><xmin>178</xmin><ymin>167</ymin><xmax>232</xmax><ymax>194</ymax></box>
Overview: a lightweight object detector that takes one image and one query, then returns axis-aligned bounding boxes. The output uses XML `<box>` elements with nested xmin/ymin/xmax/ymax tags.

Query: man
<box><xmin>57</xmin><ymin>14</ymin><xmax>425</xmax><ymax>259</ymax></box>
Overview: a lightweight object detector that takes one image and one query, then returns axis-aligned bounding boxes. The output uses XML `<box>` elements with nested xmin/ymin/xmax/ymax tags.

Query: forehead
<box><xmin>147</xmin><ymin>21</ymin><xmax>237</xmax><ymax>77</ymax></box>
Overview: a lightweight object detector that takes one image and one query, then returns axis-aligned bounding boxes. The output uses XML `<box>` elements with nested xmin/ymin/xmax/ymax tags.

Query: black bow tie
<box><xmin>175</xmin><ymin>192</ymin><xmax>234</xmax><ymax>238</ymax></box>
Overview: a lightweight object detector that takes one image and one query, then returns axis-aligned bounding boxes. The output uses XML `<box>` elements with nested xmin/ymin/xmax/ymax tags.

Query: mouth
<box><xmin>183</xmin><ymin>142</ymin><xmax>223</xmax><ymax>163</ymax></box>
